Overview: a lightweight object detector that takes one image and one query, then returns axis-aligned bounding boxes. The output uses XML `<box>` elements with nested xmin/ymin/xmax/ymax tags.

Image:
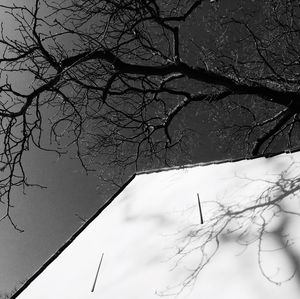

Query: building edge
<box><xmin>11</xmin><ymin>174</ymin><xmax>137</xmax><ymax>298</ymax></box>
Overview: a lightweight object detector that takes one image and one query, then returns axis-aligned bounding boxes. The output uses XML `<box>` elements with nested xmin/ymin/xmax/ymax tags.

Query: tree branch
<box><xmin>252</xmin><ymin>108</ymin><xmax>296</xmax><ymax>155</ymax></box>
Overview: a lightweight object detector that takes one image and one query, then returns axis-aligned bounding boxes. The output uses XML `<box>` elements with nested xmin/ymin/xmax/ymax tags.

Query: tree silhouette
<box><xmin>0</xmin><ymin>0</ymin><xmax>299</xmax><ymax>226</ymax></box>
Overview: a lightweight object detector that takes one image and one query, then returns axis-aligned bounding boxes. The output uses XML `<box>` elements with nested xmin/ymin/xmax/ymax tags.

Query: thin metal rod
<box><xmin>91</xmin><ymin>253</ymin><xmax>104</xmax><ymax>292</ymax></box>
<box><xmin>197</xmin><ymin>193</ymin><xmax>204</xmax><ymax>224</ymax></box>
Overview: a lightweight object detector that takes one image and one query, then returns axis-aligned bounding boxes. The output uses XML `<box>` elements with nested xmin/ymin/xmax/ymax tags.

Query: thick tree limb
<box><xmin>60</xmin><ymin>50</ymin><xmax>299</xmax><ymax>110</ymax></box>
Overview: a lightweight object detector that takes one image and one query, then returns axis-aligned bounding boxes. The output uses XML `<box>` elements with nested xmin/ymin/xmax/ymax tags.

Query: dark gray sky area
<box><xmin>0</xmin><ymin>149</ymin><xmax>101</xmax><ymax>293</ymax></box>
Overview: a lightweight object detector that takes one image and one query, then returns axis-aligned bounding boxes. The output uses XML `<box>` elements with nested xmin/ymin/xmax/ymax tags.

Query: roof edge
<box><xmin>11</xmin><ymin>173</ymin><xmax>137</xmax><ymax>298</ymax></box>
<box><xmin>136</xmin><ymin>148</ymin><xmax>300</xmax><ymax>175</ymax></box>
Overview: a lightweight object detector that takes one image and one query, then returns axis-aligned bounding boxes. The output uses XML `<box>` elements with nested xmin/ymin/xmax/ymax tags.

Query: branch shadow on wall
<box><xmin>160</xmin><ymin>162</ymin><xmax>300</xmax><ymax>297</ymax></box>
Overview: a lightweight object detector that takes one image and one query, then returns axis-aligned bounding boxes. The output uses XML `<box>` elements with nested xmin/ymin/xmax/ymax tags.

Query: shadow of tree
<box><xmin>161</xmin><ymin>162</ymin><xmax>300</xmax><ymax>296</ymax></box>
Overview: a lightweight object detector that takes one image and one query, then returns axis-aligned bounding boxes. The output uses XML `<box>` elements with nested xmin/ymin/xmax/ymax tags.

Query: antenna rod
<box><xmin>91</xmin><ymin>253</ymin><xmax>104</xmax><ymax>292</ymax></box>
<box><xmin>197</xmin><ymin>193</ymin><xmax>204</xmax><ymax>224</ymax></box>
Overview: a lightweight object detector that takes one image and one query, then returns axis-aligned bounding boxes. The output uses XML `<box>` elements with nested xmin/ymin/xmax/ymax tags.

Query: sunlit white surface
<box><xmin>15</xmin><ymin>152</ymin><xmax>300</xmax><ymax>298</ymax></box>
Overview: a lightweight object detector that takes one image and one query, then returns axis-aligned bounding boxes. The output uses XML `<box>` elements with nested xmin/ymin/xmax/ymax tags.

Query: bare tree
<box><xmin>0</xmin><ymin>0</ymin><xmax>299</xmax><ymax>227</ymax></box>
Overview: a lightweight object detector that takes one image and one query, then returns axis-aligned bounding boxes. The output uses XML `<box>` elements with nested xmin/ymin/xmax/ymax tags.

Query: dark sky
<box><xmin>0</xmin><ymin>148</ymin><xmax>102</xmax><ymax>293</ymax></box>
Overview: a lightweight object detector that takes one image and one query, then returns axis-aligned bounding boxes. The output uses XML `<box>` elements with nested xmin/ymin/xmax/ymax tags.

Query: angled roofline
<box><xmin>11</xmin><ymin>174</ymin><xmax>137</xmax><ymax>298</ymax></box>
<box><xmin>11</xmin><ymin>146</ymin><xmax>300</xmax><ymax>297</ymax></box>
<box><xmin>137</xmin><ymin>147</ymin><xmax>300</xmax><ymax>175</ymax></box>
